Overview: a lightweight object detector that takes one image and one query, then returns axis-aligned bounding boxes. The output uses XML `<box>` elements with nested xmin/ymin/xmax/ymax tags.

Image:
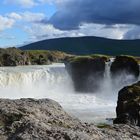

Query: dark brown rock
<box><xmin>111</xmin><ymin>56</ymin><xmax>139</xmax><ymax>78</ymax></box>
<box><xmin>114</xmin><ymin>81</ymin><xmax>140</xmax><ymax>126</ymax></box>
<box><xmin>65</xmin><ymin>56</ymin><xmax>106</xmax><ymax>92</ymax></box>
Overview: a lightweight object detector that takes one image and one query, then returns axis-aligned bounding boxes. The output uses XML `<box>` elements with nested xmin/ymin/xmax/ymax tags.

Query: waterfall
<box><xmin>0</xmin><ymin>64</ymin><xmax>74</xmax><ymax>99</ymax></box>
<box><xmin>103</xmin><ymin>61</ymin><xmax>112</xmax><ymax>91</ymax></box>
<box><xmin>0</xmin><ymin>62</ymin><xmax>139</xmax><ymax>124</ymax></box>
<box><xmin>0</xmin><ymin>64</ymin><xmax>68</xmax><ymax>87</ymax></box>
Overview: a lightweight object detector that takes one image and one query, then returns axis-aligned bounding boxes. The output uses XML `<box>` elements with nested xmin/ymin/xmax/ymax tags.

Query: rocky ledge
<box><xmin>0</xmin><ymin>98</ymin><xmax>139</xmax><ymax>140</ymax></box>
<box><xmin>114</xmin><ymin>81</ymin><xmax>140</xmax><ymax>126</ymax></box>
<box><xmin>65</xmin><ymin>55</ymin><xmax>140</xmax><ymax>93</ymax></box>
<box><xmin>65</xmin><ymin>56</ymin><xmax>106</xmax><ymax>92</ymax></box>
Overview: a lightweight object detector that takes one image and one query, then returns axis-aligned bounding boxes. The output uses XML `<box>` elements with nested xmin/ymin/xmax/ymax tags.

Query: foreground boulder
<box><xmin>0</xmin><ymin>98</ymin><xmax>139</xmax><ymax>140</ymax></box>
<box><xmin>0</xmin><ymin>98</ymin><xmax>104</xmax><ymax>140</ymax></box>
<box><xmin>65</xmin><ymin>56</ymin><xmax>106</xmax><ymax>92</ymax></box>
<box><xmin>110</xmin><ymin>55</ymin><xmax>139</xmax><ymax>79</ymax></box>
<box><xmin>114</xmin><ymin>81</ymin><xmax>140</xmax><ymax>126</ymax></box>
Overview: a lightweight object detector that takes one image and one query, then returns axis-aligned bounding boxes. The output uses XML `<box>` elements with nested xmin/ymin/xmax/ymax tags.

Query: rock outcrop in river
<box><xmin>111</xmin><ymin>56</ymin><xmax>139</xmax><ymax>79</ymax></box>
<box><xmin>65</xmin><ymin>56</ymin><xmax>106</xmax><ymax>92</ymax></box>
<box><xmin>114</xmin><ymin>81</ymin><xmax>140</xmax><ymax>126</ymax></box>
<box><xmin>0</xmin><ymin>98</ymin><xmax>140</xmax><ymax>140</ymax></box>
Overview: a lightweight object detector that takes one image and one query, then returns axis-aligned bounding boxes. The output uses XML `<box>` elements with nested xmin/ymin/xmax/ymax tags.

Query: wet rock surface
<box><xmin>110</xmin><ymin>56</ymin><xmax>139</xmax><ymax>79</ymax></box>
<box><xmin>65</xmin><ymin>56</ymin><xmax>106</xmax><ymax>92</ymax></box>
<box><xmin>0</xmin><ymin>98</ymin><xmax>139</xmax><ymax>140</ymax></box>
<box><xmin>114</xmin><ymin>81</ymin><xmax>140</xmax><ymax>126</ymax></box>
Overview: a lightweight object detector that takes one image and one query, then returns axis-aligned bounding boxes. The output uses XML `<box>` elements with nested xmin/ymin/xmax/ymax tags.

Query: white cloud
<box><xmin>4</xmin><ymin>0</ymin><xmax>37</xmax><ymax>8</ymax></box>
<box><xmin>78</xmin><ymin>24</ymin><xmax>125</xmax><ymax>39</ymax></box>
<box><xmin>24</xmin><ymin>23</ymin><xmax>64</xmax><ymax>40</ymax></box>
<box><xmin>4</xmin><ymin>0</ymin><xmax>61</xmax><ymax>8</ymax></box>
<box><xmin>1</xmin><ymin>10</ymin><xmax>139</xmax><ymax>45</ymax></box>
<box><xmin>25</xmin><ymin>23</ymin><xmax>86</xmax><ymax>41</ymax></box>
<box><xmin>8</xmin><ymin>12</ymin><xmax>22</xmax><ymax>20</ymax></box>
<box><xmin>23</xmin><ymin>22</ymin><xmax>132</xmax><ymax>42</ymax></box>
<box><xmin>38</xmin><ymin>0</ymin><xmax>66</xmax><ymax>4</ymax></box>
<box><xmin>2</xmin><ymin>11</ymin><xmax>137</xmax><ymax>42</ymax></box>
<box><xmin>0</xmin><ymin>15</ymin><xmax>15</xmax><ymax>31</ymax></box>
<box><xmin>7</xmin><ymin>12</ymin><xmax>45</xmax><ymax>22</ymax></box>
<box><xmin>21</xmin><ymin>12</ymin><xmax>45</xmax><ymax>22</ymax></box>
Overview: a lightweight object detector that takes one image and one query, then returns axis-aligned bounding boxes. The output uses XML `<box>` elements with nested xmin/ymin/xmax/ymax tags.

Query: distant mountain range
<box><xmin>20</xmin><ymin>36</ymin><xmax>140</xmax><ymax>56</ymax></box>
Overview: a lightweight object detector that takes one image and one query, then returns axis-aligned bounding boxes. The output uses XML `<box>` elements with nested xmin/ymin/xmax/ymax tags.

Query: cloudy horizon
<box><xmin>0</xmin><ymin>0</ymin><xmax>140</xmax><ymax>47</ymax></box>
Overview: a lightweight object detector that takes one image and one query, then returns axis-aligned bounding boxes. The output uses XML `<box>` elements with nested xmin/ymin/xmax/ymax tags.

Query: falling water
<box><xmin>0</xmin><ymin>63</ymin><xmax>139</xmax><ymax>124</ymax></box>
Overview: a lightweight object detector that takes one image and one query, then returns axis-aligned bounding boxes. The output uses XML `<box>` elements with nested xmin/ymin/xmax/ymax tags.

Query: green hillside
<box><xmin>20</xmin><ymin>36</ymin><xmax>140</xmax><ymax>56</ymax></box>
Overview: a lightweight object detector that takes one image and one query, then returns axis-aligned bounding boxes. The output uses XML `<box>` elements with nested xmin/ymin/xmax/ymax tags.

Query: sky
<box><xmin>0</xmin><ymin>0</ymin><xmax>140</xmax><ymax>47</ymax></box>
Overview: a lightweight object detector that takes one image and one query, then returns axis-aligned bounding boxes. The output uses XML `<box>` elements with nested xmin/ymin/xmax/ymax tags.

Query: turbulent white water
<box><xmin>0</xmin><ymin>63</ymin><xmax>139</xmax><ymax>124</ymax></box>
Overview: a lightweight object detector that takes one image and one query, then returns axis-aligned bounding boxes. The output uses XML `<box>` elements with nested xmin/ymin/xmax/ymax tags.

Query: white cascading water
<box><xmin>0</xmin><ymin>63</ymin><xmax>139</xmax><ymax>124</ymax></box>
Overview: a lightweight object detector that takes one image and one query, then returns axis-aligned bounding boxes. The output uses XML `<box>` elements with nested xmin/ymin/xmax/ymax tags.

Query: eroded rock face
<box><xmin>114</xmin><ymin>81</ymin><xmax>140</xmax><ymax>126</ymax></box>
<box><xmin>0</xmin><ymin>98</ymin><xmax>104</xmax><ymax>140</ymax></box>
<box><xmin>65</xmin><ymin>56</ymin><xmax>105</xmax><ymax>92</ymax></box>
<box><xmin>110</xmin><ymin>56</ymin><xmax>139</xmax><ymax>79</ymax></box>
<box><xmin>0</xmin><ymin>98</ymin><xmax>139</xmax><ymax>140</ymax></box>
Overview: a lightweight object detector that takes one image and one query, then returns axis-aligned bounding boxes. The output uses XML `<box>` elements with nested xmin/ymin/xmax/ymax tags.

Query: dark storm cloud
<box><xmin>46</xmin><ymin>0</ymin><xmax>140</xmax><ymax>30</ymax></box>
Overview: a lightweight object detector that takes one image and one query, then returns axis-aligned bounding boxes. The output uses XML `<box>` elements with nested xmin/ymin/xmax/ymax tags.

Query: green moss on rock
<box><xmin>111</xmin><ymin>55</ymin><xmax>139</xmax><ymax>79</ymax></box>
<box><xmin>0</xmin><ymin>48</ymin><xmax>72</xmax><ymax>66</ymax></box>
<box><xmin>114</xmin><ymin>81</ymin><xmax>140</xmax><ymax>126</ymax></box>
<box><xmin>96</xmin><ymin>123</ymin><xmax>111</xmax><ymax>129</ymax></box>
<box><xmin>65</xmin><ymin>56</ymin><xmax>105</xmax><ymax>92</ymax></box>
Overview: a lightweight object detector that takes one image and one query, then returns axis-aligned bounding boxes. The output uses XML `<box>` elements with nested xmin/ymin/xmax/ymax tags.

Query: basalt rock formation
<box><xmin>114</xmin><ymin>81</ymin><xmax>140</xmax><ymax>126</ymax></box>
<box><xmin>65</xmin><ymin>56</ymin><xmax>106</xmax><ymax>92</ymax></box>
<box><xmin>110</xmin><ymin>56</ymin><xmax>139</xmax><ymax>79</ymax></box>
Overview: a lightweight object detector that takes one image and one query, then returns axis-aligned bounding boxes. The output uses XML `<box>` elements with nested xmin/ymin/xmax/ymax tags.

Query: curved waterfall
<box><xmin>0</xmin><ymin>63</ymin><xmax>139</xmax><ymax>123</ymax></box>
<box><xmin>0</xmin><ymin>64</ymin><xmax>67</xmax><ymax>87</ymax></box>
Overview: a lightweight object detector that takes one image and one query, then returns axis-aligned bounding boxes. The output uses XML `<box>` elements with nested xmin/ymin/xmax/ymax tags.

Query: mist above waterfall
<box><xmin>0</xmin><ymin>63</ymin><xmax>139</xmax><ymax>123</ymax></box>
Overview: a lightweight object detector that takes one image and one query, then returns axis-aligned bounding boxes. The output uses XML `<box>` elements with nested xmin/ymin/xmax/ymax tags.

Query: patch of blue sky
<box><xmin>0</xmin><ymin>28</ymin><xmax>29</xmax><ymax>47</ymax></box>
<box><xmin>0</xmin><ymin>1</ymin><xmax>56</xmax><ymax>18</ymax></box>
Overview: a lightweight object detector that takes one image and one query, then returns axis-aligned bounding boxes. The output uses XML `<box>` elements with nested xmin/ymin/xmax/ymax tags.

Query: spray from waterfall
<box><xmin>0</xmin><ymin>63</ymin><xmax>139</xmax><ymax>123</ymax></box>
